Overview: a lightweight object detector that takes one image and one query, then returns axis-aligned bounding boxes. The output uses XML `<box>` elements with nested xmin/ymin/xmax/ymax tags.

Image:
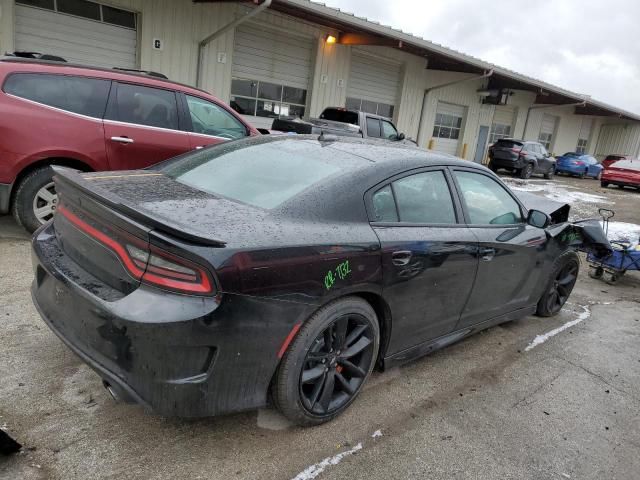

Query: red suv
<box><xmin>0</xmin><ymin>57</ymin><xmax>259</xmax><ymax>232</ymax></box>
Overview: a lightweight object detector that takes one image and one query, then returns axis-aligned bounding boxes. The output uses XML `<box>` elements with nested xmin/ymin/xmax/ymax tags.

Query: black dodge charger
<box><xmin>31</xmin><ymin>135</ymin><xmax>606</xmax><ymax>426</ymax></box>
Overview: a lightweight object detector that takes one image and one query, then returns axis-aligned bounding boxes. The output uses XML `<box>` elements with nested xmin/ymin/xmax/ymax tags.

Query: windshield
<box><xmin>320</xmin><ymin>109</ymin><xmax>359</xmax><ymax>125</ymax></box>
<box><xmin>160</xmin><ymin>140</ymin><xmax>347</xmax><ymax>209</ymax></box>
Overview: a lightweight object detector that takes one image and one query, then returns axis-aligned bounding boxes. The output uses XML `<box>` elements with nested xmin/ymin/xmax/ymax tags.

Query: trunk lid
<box><xmin>491</xmin><ymin>140</ymin><xmax>522</xmax><ymax>161</ymax></box>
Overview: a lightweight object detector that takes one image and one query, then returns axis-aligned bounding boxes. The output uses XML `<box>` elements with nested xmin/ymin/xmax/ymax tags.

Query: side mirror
<box><xmin>527</xmin><ymin>209</ymin><xmax>551</xmax><ymax>229</ymax></box>
<box><xmin>397</xmin><ymin>132</ymin><xmax>406</xmax><ymax>141</ymax></box>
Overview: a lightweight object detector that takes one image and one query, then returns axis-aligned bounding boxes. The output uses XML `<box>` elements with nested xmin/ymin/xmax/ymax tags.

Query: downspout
<box><xmin>195</xmin><ymin>0</ymin><xmax>272</xmax><ymax>89</ymax></box>
<box><xmin>417</xmin><ymin>69</ymin><xmax>493</xmax><ymax>148</ymax></box>
<box><xmin>521</xmin><ymin>100</ymin><xmax>587</xmax><ymax>140</ymax></box>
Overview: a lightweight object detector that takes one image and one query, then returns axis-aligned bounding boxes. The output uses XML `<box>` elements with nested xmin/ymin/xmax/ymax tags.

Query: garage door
<box><xmin>576</xmin><ymin>118</ymin><xmax>593</xmax><ymax>153</ymax></box>
<box><xmin>230</xmin><ymin>24</ymin><xmax>314</xmax><ymax>129</ymax></box>
<box><xmin>14</xmin><ymin>1</ymin><xmax>137</xmax><ymax>69</ymax></box>
<box><xmin>489</xmin><ymin>105</ymin><xmax>516</xmax><ymax>144</ymax></box>
<box><xmin>538</xmin><ymin>114</ymin><xmax>558</xmax><ymax>151</ymax></box>
<box><xmin>431</xmin><ymin>102</ymin><xmax>465</xmax><ymax>156</ymax></box>
<box><xmin>346</xmin><ymin>50</ymin><xmax>401</xmax><ymax>118</ymax></box>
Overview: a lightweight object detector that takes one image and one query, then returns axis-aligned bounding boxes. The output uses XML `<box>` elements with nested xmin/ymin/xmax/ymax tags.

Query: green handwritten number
<box><xmin>324</xmin><ymin>260</ymin><xmax>352</xmax><ymax>290</ymax></box>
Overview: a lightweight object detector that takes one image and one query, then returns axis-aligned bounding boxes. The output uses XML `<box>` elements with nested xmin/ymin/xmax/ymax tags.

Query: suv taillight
<box><xmin>58</xmin><ymin>206</ymin><xmax>215</xmax><ymax>295</ymax></box>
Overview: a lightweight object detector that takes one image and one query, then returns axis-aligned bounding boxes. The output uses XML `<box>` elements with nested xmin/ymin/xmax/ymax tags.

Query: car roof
<box><xmin>0</xmin><ymin>56</ymin><xmax>211</xmax><ymax>96</ymax></box>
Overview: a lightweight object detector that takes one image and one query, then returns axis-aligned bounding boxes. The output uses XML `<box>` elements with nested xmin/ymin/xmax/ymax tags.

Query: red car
<box><xmin>601</xmin><ymin>159</ymin><xmax>640</xmax><ymax>190</ymax></box>
<box><xmin>601</xmin><ymin>154</ymin><xmax>634</xmax><ymax>170</ymax></box>
<box><xmin>0</xmin><ymin>57</ymin><xmax>259</xmax><ymax>232</ymax></box>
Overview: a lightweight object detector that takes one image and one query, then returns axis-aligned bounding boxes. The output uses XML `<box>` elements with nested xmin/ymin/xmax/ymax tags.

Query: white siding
<box><xmin>595</xmin><ymin>123</ymin><xmax>640</xmax><ymax>159</ymax></box>
<box><xmin>14</xmin><ymin>4</ymin><xmax>137</xmax><ymax>69</ymax></box>
<box><xmin>0</xmin><ymin>0</ymin><xmax>14</xmax><ymax>54</ymax></box>
<box><xmin>347</xmin><ymin>49</ymin><xmax>401</xmax><ymax>106</ymax></box>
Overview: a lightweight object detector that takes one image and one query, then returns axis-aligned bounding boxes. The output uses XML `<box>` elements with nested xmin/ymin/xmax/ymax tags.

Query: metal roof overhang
<box><xmin>194</xmin><ymin>0</ymin><xmax>640</xmax><ymax>121</ymax></box>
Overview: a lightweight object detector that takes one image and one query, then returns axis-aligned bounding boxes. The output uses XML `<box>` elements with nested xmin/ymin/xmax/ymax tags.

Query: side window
<box><xmin>371</xmin><ymin>171</ymin><xmax>456</xmax><ymax>224</ymax></box>
<box><xmin>371</xmin><ymin>185</ymin><xmax>398</xmax><ymax>222</ymax></box>
<box><xmin>114</xmin><ymin>83</ymin><xmax>179</xmax><ymax>130</ymax></box>
<box><xmin>381</xmin><ymin>120</ymin><xmax>398</xmax><ymax>140</ymax></box>
<box><xmin>186</xmin><ymin>95</ymin><xmax>247</xmax><ymax>140</ymax></box>
<box><xmin>366</xmin><ymin>117</ymin><xmax>381</xmax><ymax>138</ymax></box>
<box><xmin>4</xmin><ymin>73</ymin><xmax>110</xmax><ymax>118</ymax></box>
<box><xmin>539</xmin><ymin>145</ymin><xmax>549</xmax><ymax>156</ymax></box>
<box><xmin>454</xmin><ymin>171</ymin><xmax>523</xmax><ymax>225</ymax></box>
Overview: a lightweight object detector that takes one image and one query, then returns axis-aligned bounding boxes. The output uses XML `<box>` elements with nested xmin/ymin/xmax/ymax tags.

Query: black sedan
<box><xmin>31</xmin><ymin>135</ymin><xmax>605</xmax><ymax>426</ymax></box>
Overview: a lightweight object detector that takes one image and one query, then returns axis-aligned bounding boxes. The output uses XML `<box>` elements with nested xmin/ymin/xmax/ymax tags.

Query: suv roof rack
<box><xmin>112</xmin><ymin>67</ymin><xmax>168</xmax><ymax>79</ymax></box>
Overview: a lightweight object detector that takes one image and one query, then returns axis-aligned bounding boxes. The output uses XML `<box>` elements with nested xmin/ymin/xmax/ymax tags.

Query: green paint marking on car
<box><xmin>324</xmin><ymin>260</ymin><xmax>351</xmax><ymax>290</ymax></box>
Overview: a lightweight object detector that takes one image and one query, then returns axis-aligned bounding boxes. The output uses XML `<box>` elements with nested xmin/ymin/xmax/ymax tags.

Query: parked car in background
<box><xmin>270</xmin><ymin>107</ymin><xmax>415</xmax><ymax>145</ymax></box>
<box><xmin>0</xmin><ymin>57</ymin><xmax>259</xmax><ymax>232</ymax></box>
<box><xmin>601</xmin><ymin>154</ymin><xmax>634</xmax><ymax>170</ymax></box>
<box><xmin>31</xmin><ymin>135</ymin><xmax>610</xmax><ymax>426</ymax></box>
<box><xmin>555</xmin><ymin>152</ymin><xmax>603</xmax><ymax>179</ymax></box>
<box><xmin>488</xmin><ymin>139</ymin><xmax>556</xmax><ymax>179</ymax></box>
<box><xmin>601</xmin><ymin>159</ymin><xmax>640</xmax><ymax>190</ymax></box>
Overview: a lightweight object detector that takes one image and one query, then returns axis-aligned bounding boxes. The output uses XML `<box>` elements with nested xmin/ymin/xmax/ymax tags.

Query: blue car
<box><xmin>555</xmin><ymin>152</ymin><xmax>603</xmax><ymax>179</ymax></box>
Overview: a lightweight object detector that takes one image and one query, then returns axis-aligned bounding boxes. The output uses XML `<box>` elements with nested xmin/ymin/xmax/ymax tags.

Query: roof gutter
<box><xmin>416</xmin><ymin>69</ymin><xmax>493</xmax><ymax>145</ymax></box>
<box><xmin>196</xmin><ymin>0</ymin><xmax>272</xmax><ymax>88</ymax></box>
<box><xmin>522</xmin><ymin>99</ymin><xmax>587</xmax><ymax>140</ymax></box>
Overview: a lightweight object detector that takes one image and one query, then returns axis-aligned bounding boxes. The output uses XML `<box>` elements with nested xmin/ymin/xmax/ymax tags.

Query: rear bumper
<box><xmin>556</xmin><ymin>165</ymin><xmax>585</xmax><ymax>175</ymax></box>
<box><xmin>0</xmin><ymin>182</ymin><xmax>11</xmax><ymax>214</ymax></box>
<box><xmin>602</xmin><ymin>174</ymin><xmax>640</xmax><ymax>188</ymax></box>
<box><xmin>489</xmin><ymin>156</ymin><xmax>526</xmax><ymax>170</ymax></box>
<box><xmin>31</xmin><ymin>223</ymin><xmax>311</xmax><ymax>417</ymax></box>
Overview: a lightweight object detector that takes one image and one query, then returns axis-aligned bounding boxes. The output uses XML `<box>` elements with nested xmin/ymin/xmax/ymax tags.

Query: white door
<box><xmin>346</xmin><ymin>50</ymin><xmax>401</xmax><ymax>118</ymax></box>
<box><xmin>14</xmin><ymin>2</ymin><xmax>137</xmax><ymax>69</ymax></box>
<box><xmin>231</xmin><ymin>24</ymin><xmax>314</xmax><ymax>129</ymax></box>
<box><xmin>538</xmin><ymin>114</ymin><xmax>558</xmax><ymax>151</ymax></box>
<box><xmin>432</xmin><ymin>102</ymin><xmax>465</xmax><ymax>156</ymax></box>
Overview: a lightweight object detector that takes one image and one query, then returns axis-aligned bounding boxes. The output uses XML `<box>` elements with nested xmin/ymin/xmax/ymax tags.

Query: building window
<box><xmin>16</xmin><ymin>0</ymin><xmax>136</xmax><ymax>29</ymax></box>
<box><xmin>576</xmin><ymin>138</ymin><xmax>588</xmax><ymax>154</ymax></box>
<box><xmin>489</xmin><ymin>123</ymin><xmax>511</xmax><ymax>144</ymax></box>
<box><xmin>345</xmin><ymin>97</ymin><xmax>394</xmax><ymax>118</ymax></box>
<box><xmin>230</xmin><ymin>78</ymin><xmax>306</xmax><ymax>119</ymax></box>
<box><xmin>432</xmin><ymin>112</ymin><xmax>462</xmax><ymax>140</ymax></box>
<box><xmin>538</xmin><ymin>133</ymin><xmax>553</xmax><ymax>150</ymax></box>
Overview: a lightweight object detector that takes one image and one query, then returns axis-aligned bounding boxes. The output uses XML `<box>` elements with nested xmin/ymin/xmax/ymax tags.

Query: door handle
<box><xmin>479</xmin><ymin>247</ymin><xmax>496</xmax><ymax>261</ymax></box>
<box><xmin>110</xmin><ymin>136</ymin><xmax>134</xmax><ymax>144</ymax></box>
<box><xmin>391</xmin><ymin>250</ymin><xmax>412</xmax><ymax>266</ymax></box>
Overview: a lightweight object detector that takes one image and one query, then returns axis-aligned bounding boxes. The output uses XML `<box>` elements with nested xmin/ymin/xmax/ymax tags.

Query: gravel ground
<box><xmin>1</xmin><ymin>175</ymin><xmax>639</xmax><ymax>480</ymax></box>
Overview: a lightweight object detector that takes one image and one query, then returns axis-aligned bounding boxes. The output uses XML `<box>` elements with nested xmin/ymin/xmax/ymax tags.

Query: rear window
<box><xmin>320</xmin><ymin>108</ymin><xmax>359</xmax><ymax>125</ymax></box>
<box><xmin>605</xmin><ymin>155</ymin><xmax>625</xmax><ymax>161</ymax></box>
<box><xmin>563</xmin><ymin>152</ymin><xmax>580</xmax><ymax>157</ymax></box>
<box><xmin>611</xmin><ymin>160</ymin><xmax>640</xmax><ymax>171</ymax></box>
<box><xmin>4</xmin><ymin>73</ymin><xmax>110</xmax><ymax>118</ymax></box>
<box><xmin>494</xmin><ymin>139</ymin><xmax>522</xmax><ymax>149</ymax></box>
<box><xmin>161</xmin><ymin>140</ymin><xmax>349</xmax><ymax>209</ymax></box>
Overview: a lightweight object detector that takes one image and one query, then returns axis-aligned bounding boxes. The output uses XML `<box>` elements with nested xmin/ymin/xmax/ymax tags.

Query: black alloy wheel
<box><xmin>536</xmin><ymin>252</ymin><xmax>579</xmax><ymax>317</ymax></box>
<box><xmin>300</xmin><ymin>314</ymin><xmax>375</xmax><ymax>415</ymax></box>
<box><xmin>273</xmin><ymin>297</ymin><xmax>379</xmax><ymax>426</ymax></box>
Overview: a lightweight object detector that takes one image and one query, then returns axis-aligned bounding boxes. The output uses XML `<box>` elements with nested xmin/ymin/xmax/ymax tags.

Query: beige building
<box><xmin>2</xmin><ymin>0</ymin><xmax>639</xmax><ymax>161</ymax></box>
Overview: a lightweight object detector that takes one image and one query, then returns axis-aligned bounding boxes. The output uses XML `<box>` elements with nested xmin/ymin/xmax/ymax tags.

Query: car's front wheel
<box><xmin>273</xmin><ymin>297</ymin><xmax>379</xmax><ymax>426</ymax></box>
<box><xmin>536</xmin><ymin>251</ymin><xmax>579</xmax><ymax>317</ymax></box>
<box><xmin>11</xmin><ymin>166</ymin><xmax>58</xmax><ymax>233</ymax></box>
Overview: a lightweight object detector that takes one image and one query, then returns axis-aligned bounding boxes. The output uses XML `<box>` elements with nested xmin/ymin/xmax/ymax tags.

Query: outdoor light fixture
<box><xmin>325</xmin><ymin>34</ymin><xmax>337</xmax><ymax>44</ymax></box>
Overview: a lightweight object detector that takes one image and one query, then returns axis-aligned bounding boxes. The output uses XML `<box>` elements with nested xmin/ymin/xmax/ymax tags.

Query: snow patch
<box><xmin>524</xmin><ymin>305</ymin><xmax>591</xmax><ymax>352</ymax></box>
<box><xmin>371</xmin><ymin>430</ymin><xmax>383</xmax><ymax>438</ymax></box>
<box><xmin>603</xmin><ymin>221</ymin><xmax>640</xmax><ymax>243</ymax></box>
<box><xmin>291</xmin><ymin>443</ymin><xmax>363</xmax><ymax>480</ymax></box>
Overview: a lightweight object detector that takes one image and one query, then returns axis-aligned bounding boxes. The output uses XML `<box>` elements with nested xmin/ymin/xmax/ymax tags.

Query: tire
<box><xmin>536</xmin><ymin>251</ymin><xmax>580</xmax><ymax>317</ymax></box>
<box><xmin>601</xmin><ymin>181</ymin><xmax>609</xmax><ymax>188</ymax></box>
<box><xmin>11</xmin><ymin>166</ymin><xmax>58</xmax><ymax>233</ymax></box>
<box><xmin>544</xmin><ymin>167</ymin><xmax>555</xmax><ymax>180</ymax></box>
<box><xmin>273</xmin><ymin>296</ymin><xmax>380</xmax><ymax>426</ymax></box>
<box><xmin>488</xmin><ymin>162</ymin><xmax>498</xmax><ymax>173</ymax></box>
<box><xmin>578</xmin><ymin>169</ymin><xmax>586</xmax><ymax>179</ymax></box>
<box><xmin>519</xmin><ymin>163</ymin><xmax>534</xmax><ymax>179</ymax></box>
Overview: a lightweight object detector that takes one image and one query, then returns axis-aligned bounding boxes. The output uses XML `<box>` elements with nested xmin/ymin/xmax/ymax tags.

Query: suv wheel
<box><xmin>12</xmin><ymin>166</ymin><xmax>58</xmax><ymax>233</ymax></box>
<box><xmin>519</xmin><ymin>163</ymin><xmax>534</xmax><ymax>179</ymax></box>
<box><xmin>488</xmin><ymin>162</ymin><xmax>498</xmax><ymax>173</ymax></box>
<box><xmin>273</xmin><ymin>297</ymin><xmax>379</xmax><ymax>426</ymax></box>
<box><xmin>544</xmin><ymin>167</ymin><xmax>555</xmax><ymax>180</ymax></box>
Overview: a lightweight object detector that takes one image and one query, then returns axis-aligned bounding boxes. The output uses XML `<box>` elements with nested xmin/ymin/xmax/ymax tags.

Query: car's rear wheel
<box><xmin>273</xmin><ymin>297</ymin><xmax>379</xmax><ymax>426</ymax></box>
<box><xmin>519</xmin><ymin>163</ymin><xmax>534</xmax><ymax>179</ymax></box>
<box><xmin>11</xmin><ymin>166</ymin><xmax>58</xmax><ymax>233</ymax></box>
<box><xmin>488</xmin><ymin>162</ymin><xmax>498</xmax><ymax>173</ymax></box>
<box><xmin>536</xmin><ymin>251</ymin><xmax>579</xmax><ymax>317</ymax></box>
<box><xmin>601</xmin><ymin>181</ymin><xmax>609</xmax><ymax>188</ymax></box>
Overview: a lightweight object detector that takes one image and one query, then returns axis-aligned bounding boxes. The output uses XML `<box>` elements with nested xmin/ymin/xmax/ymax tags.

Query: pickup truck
<box><xmin>271</xmin><ymin>107</ymin><xmax>415</xmax><ymax>144</ymax></box>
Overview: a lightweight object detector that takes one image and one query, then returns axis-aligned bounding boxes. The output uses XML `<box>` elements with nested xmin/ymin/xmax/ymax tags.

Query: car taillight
<box><xmin>574</xmin><ymin>161</ymin><xmax>585</xmax><ymax>165</ymax></box>
<box><xmin>58</xmin><ymin>206</ymin><xmax>215</xmax><ymax>295</ymax></box>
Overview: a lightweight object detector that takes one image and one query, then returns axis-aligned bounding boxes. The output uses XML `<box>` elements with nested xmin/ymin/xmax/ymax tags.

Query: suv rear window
<box><xmin>4</xmin><ymin>73</ymin><xmax>110</xmax><ymax>118</ymax></box>
<box><xmin>161</xmin><ymin>139</ymin><xmax>353</xmax><ymax>209</ymax></box>
<box><xmin>494</xmin><ymin>139</ymin><xmax>523</xmax><ymax>149</ymax></box>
